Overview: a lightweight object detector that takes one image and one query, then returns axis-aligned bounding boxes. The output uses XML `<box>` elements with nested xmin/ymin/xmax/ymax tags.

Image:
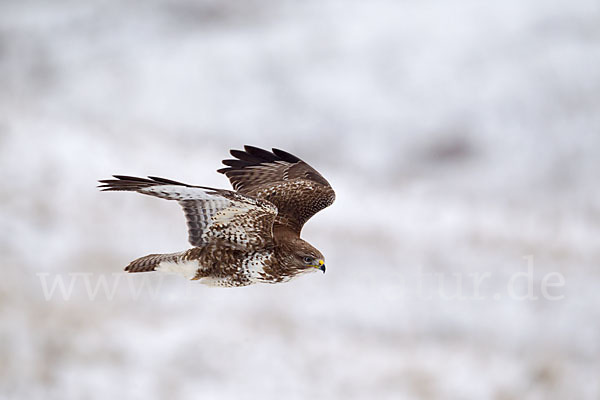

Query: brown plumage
<box><xmin>98</xmin><ymin>146</ymin><xmax>335</xmax><ymax>287</ymax></box>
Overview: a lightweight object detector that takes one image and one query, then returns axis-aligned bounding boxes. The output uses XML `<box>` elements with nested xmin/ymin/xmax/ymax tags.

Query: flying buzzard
<box><xmin>98</xmin><ymin>146</ymin><xmax>335</xmax><ymax>287</ymax></box>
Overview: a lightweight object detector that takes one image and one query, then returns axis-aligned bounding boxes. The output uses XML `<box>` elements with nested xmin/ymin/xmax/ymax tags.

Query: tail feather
<box><xmin>125</xmin><ymin>252</ymin><xmax>184</xmax><ymax>273</ymax></box>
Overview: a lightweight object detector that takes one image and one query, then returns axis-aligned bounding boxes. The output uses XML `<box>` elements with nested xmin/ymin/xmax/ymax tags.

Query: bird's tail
<box><xmin>125</xmin><ymin>252</ymin><xmax>185</xmax><ymax>273</ymax></box>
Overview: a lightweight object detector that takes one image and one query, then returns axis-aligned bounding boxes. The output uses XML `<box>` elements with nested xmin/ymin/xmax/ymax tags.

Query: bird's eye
<box><xmin>303</xmin><ymin>256</ymin><xmax>313</xmax><ymax>264</ymax></box>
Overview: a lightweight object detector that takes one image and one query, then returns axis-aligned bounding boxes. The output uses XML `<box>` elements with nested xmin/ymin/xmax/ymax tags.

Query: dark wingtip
<box><xmin>97</xmin><ymin>175</ymin><xmax>192</xmax><ymax>191</ymax></box>
<box><xmin>218</xmin><ymin>145</ymin><xmax>303</xmax><ymax>180</ymax></box>
<box><xmin>97</xmin><ymin>178</ymin><xmax>122</xmax><ymax>191</ymax></box>
<box><xmin>222</xmin><ymin>159</ymin><xmax>253</xmax><ymax>168</ymax></box>
<box><xmin>112</xmin><ymin>175</ymin><xmax>150</xmax><ymax>182</ymax></box>
<box><xmin>272</xmin><ymin>148</ymin><xmax>301</xmax><ymax>163</ymax></box>
<box><xmin>147</xmin><ymin>176</ymin><xmax>191</xmax><ymax>186</ymax></box>
<box><xmin>243</xmin><ymin>145</ymin><xmax>278</xmax><ymax>161</ymax></box>
<box><xmin>225</xmin><ymin>145</ymin><xmax>302</xmax><ymax>165</ymax></box>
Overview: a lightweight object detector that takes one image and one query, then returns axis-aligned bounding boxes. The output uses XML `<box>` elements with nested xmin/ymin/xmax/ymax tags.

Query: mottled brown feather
<box><xmin>218</xmin><ymin>146</ymin><xmax>335</xmax><ymax>234</ymax></box>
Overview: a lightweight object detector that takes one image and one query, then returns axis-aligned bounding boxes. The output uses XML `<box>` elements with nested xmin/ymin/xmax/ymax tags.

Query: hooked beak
<box><xmin>317</xmin><ymin>259</ymin><xmax>326</xmax><ymax>273</ymax></box>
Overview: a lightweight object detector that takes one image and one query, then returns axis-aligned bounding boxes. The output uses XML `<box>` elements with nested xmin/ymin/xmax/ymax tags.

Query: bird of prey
<box><xmin>98</xmin><ymin>146</ymin><xmax>335</xmax><ymax>287</ymax></box>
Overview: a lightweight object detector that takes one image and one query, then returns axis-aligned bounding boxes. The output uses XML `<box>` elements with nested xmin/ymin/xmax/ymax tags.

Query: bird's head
<box><xmin>291</xmin><ymin>239</ymin><xmax>326</xmax><ymax>274</ymax></box>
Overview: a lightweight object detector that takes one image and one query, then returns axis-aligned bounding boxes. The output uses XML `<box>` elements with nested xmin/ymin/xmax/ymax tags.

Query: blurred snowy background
<box><xmin>1</xmin><ymin>0</ymin><xmax>599</xmax><ymax>399</ymax></box>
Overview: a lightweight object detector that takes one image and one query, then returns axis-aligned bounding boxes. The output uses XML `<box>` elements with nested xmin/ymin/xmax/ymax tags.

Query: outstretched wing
<box><xmin>98</xmin><ymin>175</ymin><xmax>277</xmax><ymax>249</ymax></box>
<box><xmin>218</xmin><ymin>146</ymin><xmax>335</xmax><ymax>234</ymax></box>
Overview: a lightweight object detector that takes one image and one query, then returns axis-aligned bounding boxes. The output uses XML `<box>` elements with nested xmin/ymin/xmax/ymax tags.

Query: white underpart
<box><xmin>156</xmin><ymin>260</ymin><xmax>199</xmax><ymax>280</ymax></box>
<box><xmin>211</xmin><ymin>206</ymin><xmax>249</xmax><ymax>224</ymax></box>
<box><xmin>141</xmin><ymin>185</ymin><xmax>274</xmax><ymax>247</ymax></box>
<box><xmin>197</xmin><ymin>277</ymin><xmax>225</xmax><ymax>287</ymax></box>
<box><xmin>246</xmin><ymin>252</ymin><xmax>272</xmax><ymax>282</ymax></box>
<box><xmin>141</xmin><ymin>185</ymin><xmax>217</xmax><ymax>201</ymax></box>
<box><xmin>203</xmin><ymin>205</ymin><xmax>252</xmax><ymax>245</ymax></box>
<box><xmin>197</xmin><ymin>252</ymin><xmax>273</xmax><ymax>287</ymax></box>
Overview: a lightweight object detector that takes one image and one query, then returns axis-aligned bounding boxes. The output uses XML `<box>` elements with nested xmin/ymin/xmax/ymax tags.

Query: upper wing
<box><xmin>217</xmin><ymin>146</ymin><xmax>335</xmax><ymax>234</ymax></box>
<box><xmin>98</xmin><ymin>175</ymin><xmax>277</xmax><ymax>249</ymax></box>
